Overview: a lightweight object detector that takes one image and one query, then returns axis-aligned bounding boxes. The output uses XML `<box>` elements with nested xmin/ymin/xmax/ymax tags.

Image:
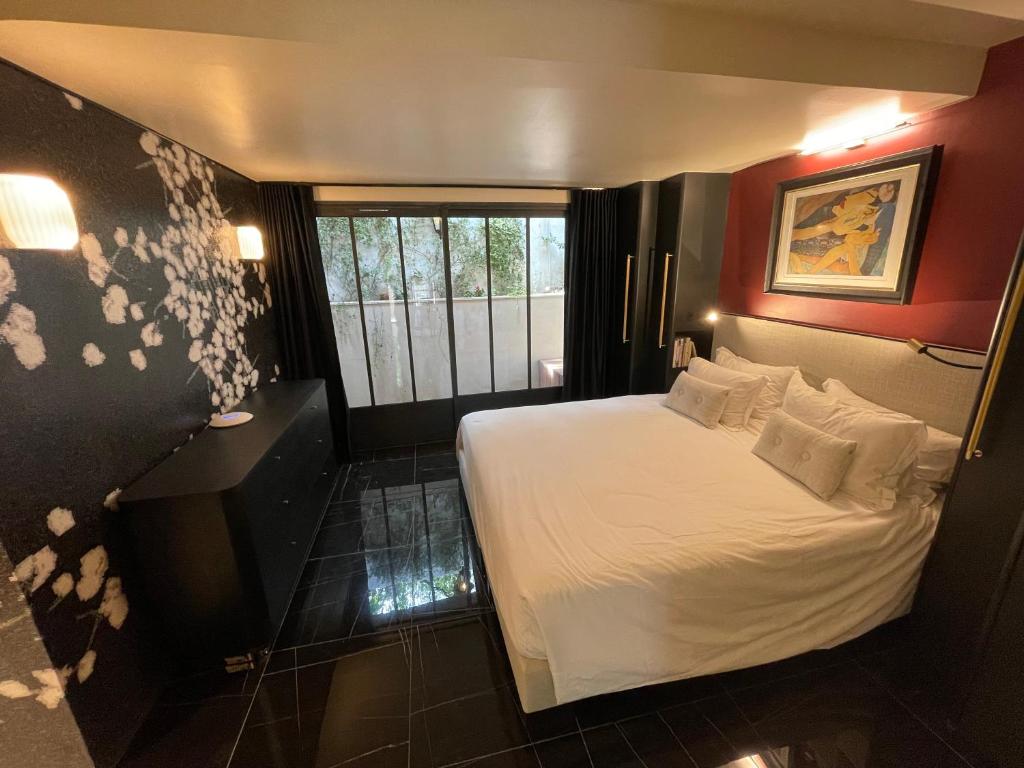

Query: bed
<box><xmin>456</xmin><ymin>315</ymin><xmax>984</xmax><ymax>712</ymax></box>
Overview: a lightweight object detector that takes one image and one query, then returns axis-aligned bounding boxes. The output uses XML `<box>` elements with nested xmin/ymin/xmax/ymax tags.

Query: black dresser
<box><xmin>120</xmin><ymin>379</ymin><xmax>337</xmax><ymax>670</ymax></box>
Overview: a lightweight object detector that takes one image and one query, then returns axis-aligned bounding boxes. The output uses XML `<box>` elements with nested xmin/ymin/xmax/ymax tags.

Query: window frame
<box><xmin>316</xmin><ymin>201</ymin><xmax>567</xmax><ymax>408</ymax></box>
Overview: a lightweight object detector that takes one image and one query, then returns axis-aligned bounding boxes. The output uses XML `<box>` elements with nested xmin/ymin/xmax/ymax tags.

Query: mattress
<box><xmin>457</xmin><ymin>394</ymin><xmax>939</xmax><ymax>705</ymax></box>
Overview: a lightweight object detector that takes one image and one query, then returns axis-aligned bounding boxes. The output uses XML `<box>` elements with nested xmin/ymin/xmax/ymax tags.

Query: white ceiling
<box><xmin>1</xmin><ymin>0</ymin><xmax>1021</xmax><ymax>186</ymax></box>
<box><xmin>646</xmin><ymin>0</ymin><xmax>1024</xmax><ymax>44</ymax></box>
<box><xmin>913</xmin><ymin>0</ymin><xmax>1024</xmax><ymax>21</ymax></box>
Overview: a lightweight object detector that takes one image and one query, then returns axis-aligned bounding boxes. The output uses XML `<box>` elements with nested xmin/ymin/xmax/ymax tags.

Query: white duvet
<box><xmin>457</xmin><ymin>394</ymin><xmax>939</xmax><ymax>705</ymax></box>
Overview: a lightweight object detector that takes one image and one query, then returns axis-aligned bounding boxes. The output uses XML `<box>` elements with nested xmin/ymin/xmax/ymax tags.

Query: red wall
<box><xmin>718</xmin><ymin>36</ymin><xmax>1024</xmax><ymax>351</ymax></box>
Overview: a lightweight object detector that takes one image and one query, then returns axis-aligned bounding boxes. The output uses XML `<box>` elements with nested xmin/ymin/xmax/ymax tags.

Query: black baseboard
<box><xmin>453</xmin><ymin>388</ymin><xmax>562</xmax><ymax>423</ymax></box>
<box><xmin>350</xmin><ymin>387</ymin><xmax>563</xmax><ymax>450</ymax></box>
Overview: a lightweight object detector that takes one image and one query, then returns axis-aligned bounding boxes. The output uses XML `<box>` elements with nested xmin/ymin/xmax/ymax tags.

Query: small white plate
<box><xmin>210</xmin><ymin>411</ymin><xmax>254</xmax><ymax>428</ymax></box>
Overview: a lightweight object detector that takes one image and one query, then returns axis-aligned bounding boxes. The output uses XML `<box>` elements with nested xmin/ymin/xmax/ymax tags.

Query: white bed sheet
<box><xmin>457</xmin><ymin>394</ymin><xmax>939</xmax><ymax>705</ymax></box>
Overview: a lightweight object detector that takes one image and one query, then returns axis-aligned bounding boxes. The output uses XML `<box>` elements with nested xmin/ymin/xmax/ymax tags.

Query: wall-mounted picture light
<box><xmin>798</xmin><ymin>102</ymin><xmax>912</xmax><ymax>156</ymax></box>
<box><xmin>906</xmin><ymin>338</ymin><xmax>983</xmax><ymax>370</ymax></box>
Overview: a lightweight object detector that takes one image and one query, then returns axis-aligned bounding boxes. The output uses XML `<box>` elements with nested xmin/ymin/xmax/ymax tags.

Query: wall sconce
<box><xmin>704</xmin><ymin>309</ymin><xmax>720</xmax><ymax>323</ymax></box>
<box><xmin>906</xmin><ymin>338</ymin><xmax>982</xmax><ymax>370</ymax></box>
<box><xmin>235</xmin><ymin>226</ymin><xmax>264</xmax><ymax>261</ymax></box>
<box><xmin>0</xmin><ymin>174</ymin><xmax>79</xmax><ymax>250</ymax></box>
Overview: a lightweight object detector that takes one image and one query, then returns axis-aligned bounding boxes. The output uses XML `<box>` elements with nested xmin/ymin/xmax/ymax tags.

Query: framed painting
<box><xmin>764</xmin><ymin>146</ymin><xmax>941</xmax><ymax>304</ymax></box>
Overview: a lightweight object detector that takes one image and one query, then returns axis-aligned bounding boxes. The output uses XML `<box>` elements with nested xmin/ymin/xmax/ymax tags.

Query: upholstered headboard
<box><xmin>712</xmin><ymin>314</ymin><xmax>985</xmax><ymax>436</ymax></box>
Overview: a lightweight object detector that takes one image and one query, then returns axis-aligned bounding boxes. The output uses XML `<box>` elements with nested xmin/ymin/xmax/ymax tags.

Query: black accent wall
<box><xmin>0</xmin><ymin>60</ymin><xmax>281</xmax><ymax>767</ymax></box>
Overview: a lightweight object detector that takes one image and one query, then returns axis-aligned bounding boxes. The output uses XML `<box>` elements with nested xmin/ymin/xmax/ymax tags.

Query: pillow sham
<box><xmin>782</xmin><ymin>374</ymin><xmax>927</xmax><ymax>510</ymax></box>
<box><xmin>916</xmin><ymin>429</ymin><xmax>963</xmax><ymax>485</ymax></box>
<box><xmin>822</xmin><ymin>378</ymin><xmax>962</xmax><ymax>485</ymax></box>
<box><xmin>687</xmin><ymin>357</ymin><xmax>766</xmax><ymax>429</ymax></box>
<box><xmin>752</xmin><ymin>410</ymin><xmax>857</xmax><ymax>500</ymax></box>
<box><xmin>663</xmin><ymin>372</ymin><xmax>730</xmax><ymax>428</ymax></box>
<box><xmin>714</xmin><ymin>347</ymin><xmax>798</xmax><ymax>423</ymax></box>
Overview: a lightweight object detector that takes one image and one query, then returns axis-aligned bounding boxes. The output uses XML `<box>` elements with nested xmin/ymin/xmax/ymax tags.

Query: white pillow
<box><xmin>783</xmin><ymin>375</ymin><xmax>927</xmax><ymax>510</ymax></box>
<box><xmin>687</xmin><ymin>357</ymin><xmax>766</xmax><ymax>429</ymax></box>
<box><xmin>664</xmin><ymin>372</ymin><xmax>730</xmax><ymax>428</ymax></box>
<box><xmin>822</xmin><ymin>379</ymin><xmax>962</xmax><ymax>485</ymax></box>
<box><xmin>753</xmin><ymin>410</ymin><xmax>857</xmax><ymax>500</ymax></box>
<box><xmin>714</xmin><ymin>347</ymin><xmax>798</xmax><ymax>423</ymax></box>
<box><xmin>916</xmin><ymin>430</ymin><xmax>962</xmax><ymax>485</ymax></box>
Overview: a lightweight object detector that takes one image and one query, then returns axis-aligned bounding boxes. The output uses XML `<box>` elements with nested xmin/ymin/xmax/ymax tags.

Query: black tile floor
<box><xmin>121</xmin><ymin>441</ymin><xmax>989</xmax><ymax>768</ymax></box>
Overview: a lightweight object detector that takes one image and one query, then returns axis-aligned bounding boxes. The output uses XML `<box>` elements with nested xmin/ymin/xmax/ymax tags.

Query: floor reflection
<box><xmin>720</xmin><ymin>755</ymin><xmax>790</xmax><ymax>768</ymax></box>
<box><xmin>275</xmin><ymin>474</ymin><xmax>488</xmax><ymax>650</ymax></box>
<box><xmin>359</xmin><ymin>482</ymin><xmax>480</xmax><ymax>619</ymax></box>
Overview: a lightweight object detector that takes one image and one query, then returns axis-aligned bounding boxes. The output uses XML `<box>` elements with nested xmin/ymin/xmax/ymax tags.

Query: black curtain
<box><xmin>563</xmin><ymin>188</ymin><xmax>620</xmax><ymax>400</ymax></box>
<box><xmin>259</xmin><ymin>183</ymin><xmax>351</xmax><ymax>461</ymax></box>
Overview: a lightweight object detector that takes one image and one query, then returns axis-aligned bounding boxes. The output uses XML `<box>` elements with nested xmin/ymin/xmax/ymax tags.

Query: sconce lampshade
<box><xmin>0</xmin><ymin>174</ymin><xmax>79</xmax><ymax>250</ymax></box>
<box><xmin>235</xmin><ymin>226</ymin><xmax>264</xmax><ymax>261</ymax></box>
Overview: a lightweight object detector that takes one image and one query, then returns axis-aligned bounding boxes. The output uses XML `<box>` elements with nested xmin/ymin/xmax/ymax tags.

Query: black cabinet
<box><xmin>119</xmin><ymin>380</ymin><xmax>336</xmax><ymax>669</ymax></box>
<box><xmin>651</xmin><ymin>172</ymin><xmax>731</xmax><ymax>392</ymax></box>
<box><xmin>613</xmin><ymin>173</ymin><xmax>730</xmax><ymax>394</ymax></box>
<box><xmin>612</xmin><ymin>181</ymin><xmax>659</xmax><ymax>396</ymax></box>
<box><xmin>911</xmin><ymin>235</ymin><xmax>1024</xmax><ymax>767</ymax></box>
<box><xmin>958</xmin><ymin>542</ymin><xmax>1024</xmax><ymax>765</ymax></box>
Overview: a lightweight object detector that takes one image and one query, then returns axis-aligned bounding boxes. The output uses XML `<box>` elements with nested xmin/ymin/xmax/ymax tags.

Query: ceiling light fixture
<box><xmin>0</xmin><ymin>174</ymin><xmax>79</xmax><ymax>250</ymax></box>
<box><xmin>799</xmin><ymin>109</ymin><xmax>911</xmax><ymax>156</ymax></box>
<box><xmin>235</xmin><ymin>226</ymin><xmax>264</xmax><ymax>261</ymax></box>
<box><xmin>704</xmin><ymin>309</ymin><xmax>719</xmax><ymax>323</ymax></box>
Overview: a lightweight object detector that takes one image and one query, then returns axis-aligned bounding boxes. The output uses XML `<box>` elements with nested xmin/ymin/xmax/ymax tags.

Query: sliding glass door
<box><xmin>354</xmin><ymin>217</ymin><xmax>413</xmax><ymax>405</ymax></box>
<box><xmin>489</xmin><ymin>217</ymin><xmax>529</xmax><ymax>392</ymax></box>
<box><xmin>448</xmin><ymin>216</ymin><xmax>491</xmax><ymax>396</ymax></box>
<box><xmin>400</xmin><ymin>217</ymin><xmax>452</xmax><ymax>401</ymax></box>
<box><xmin>319</xmin><ymin>217</ymin><xmax>373</xmax><ymax>407</ymax></box>
<box><xmin>316</xmin><ymin>205</ymin><xmax>565</xmax><ymax>415</ymax></box>
<box><xmin>529</xmin><ymin>218</ymin><xmax>566</xmax><ymax>388</ymax></box>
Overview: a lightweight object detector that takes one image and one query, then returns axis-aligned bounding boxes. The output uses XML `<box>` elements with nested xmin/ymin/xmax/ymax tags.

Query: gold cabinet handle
<box><xmin>966</xmin><ymin>253</ymin><xmax>1024</xmax><ymax>460</ymax></box>
<box><xmin>622</xmin><ymin>254</ymin><xmax>634</xmax><ymax>343</ymax></box>
<box><xmin>658</xmin><ymin>252</ymin><xmax>673</xmax><ymax>349</ymax></box>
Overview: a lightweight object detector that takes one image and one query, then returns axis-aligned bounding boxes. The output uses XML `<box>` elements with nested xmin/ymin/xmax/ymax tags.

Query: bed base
<box><xmin>492</xmin><ymin>600</ymin><xmax>558</xmax><ymax>713</ymax></box>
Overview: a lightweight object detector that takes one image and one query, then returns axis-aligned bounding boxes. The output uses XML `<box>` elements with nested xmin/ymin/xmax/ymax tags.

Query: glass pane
<box><xmin>316</xmin><ymin>217</ymin><xmax>372</xmax><ymax>407</ymax></box>
<box><xmin>400</xmin><ymin>217</ymin><xmax>452</xmax><ymax>401</ymax></box>
<box><xmin>529</xmin><ymin>218</ymin><xmax>566</xmax><ymax>388</ymax></box>
<box><xmin>448</xmin><ymin>217</ymin><xmax>491</xmax><ymax>395</ymax></box>
<box><xmin>354</xmin><ymin>217</ymin><xmax>413</xmax><ymax>404</ymax></box>
<box><xmin>489</xmin><ymin>217</ymin><xmax>528</xmax><ymax>391</ymax></box>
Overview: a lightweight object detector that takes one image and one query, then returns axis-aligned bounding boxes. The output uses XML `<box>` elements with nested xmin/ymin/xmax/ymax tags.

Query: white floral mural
<box><xmin>0</xmin><ymin>132</ymin><xmax>271</xmax><ymax>412</ymax></box>
<box><xmin>79</xmin><ymin>130</ymin><xmax>270</xmax><ymax>411</ymax></box>
<box><xmin>1</xmin><ymin>123</ymin><xmax>274</xmax><ymax>709</ymax></box>
<box><xmin>2</xmin><ymin>505</ymin><xmax>127</xmax><ymax>710</ymax></box>
<box><xmin>0</xmin><ymin>68</ymin><xmax>280</xmax><ymax>765</ymax></box>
